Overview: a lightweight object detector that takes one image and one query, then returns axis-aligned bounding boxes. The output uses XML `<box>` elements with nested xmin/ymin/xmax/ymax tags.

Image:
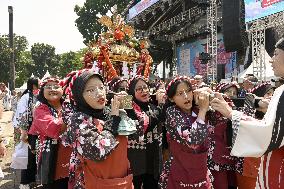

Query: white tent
<box><xmin>15</xmin><ymin>73</ymin><xmax>35</xmax><ymax>92</ymax></box>
<box><xmin>19</xmin><ymin>83</ymin><xmax>27</xmax><ymax>90</ymax></box>
<box><xmin>41</xmin><ymin>70</ymin><xmax>51</xmax><ymax>81</ymax></box>
<box><xmin>238</xmin><ymin>50</ymin><xmax>275</xmax><ymax>82</ymax></box>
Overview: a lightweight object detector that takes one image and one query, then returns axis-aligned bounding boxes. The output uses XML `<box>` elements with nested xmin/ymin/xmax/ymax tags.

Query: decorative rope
<box><xmin>250</xmin><ymin>82</ymin><xmax>271</xmax><ymax>94</ymax></box>
<box><xmin>40</xmin><ymin>77</ymin><xmax>61</xmax><ymax>88</ymax></box>
<box><xmin>127</xmin><ymin>75</ymin><xmax>144</xmax><ymax>88</ymax></box>
<box><xmin>61</xmin><ymin>69</ymin><xmax>94</xmax><ymax>102</ymax></box>
<box><xmin>165</xmin><ymin>76</ymin><xmax>191</xmax><ymax>95</ymax></box>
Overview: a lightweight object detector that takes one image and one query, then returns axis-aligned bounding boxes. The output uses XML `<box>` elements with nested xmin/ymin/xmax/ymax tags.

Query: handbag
<box><xmin>10</xmin><ymin>141</ymin><xmax>28</xmax><ymax>170</ymax></box>
<box><xmin>117</xmin><ymin>110</ymin><xmax>137</xmax><ymax>136</ymax></box>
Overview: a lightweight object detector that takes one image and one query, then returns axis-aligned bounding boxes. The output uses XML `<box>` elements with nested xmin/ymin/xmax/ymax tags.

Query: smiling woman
<box><xmin>28</xmin><ymin>77</ymin><xmax>72</xmax><ymax>189</ymax></box>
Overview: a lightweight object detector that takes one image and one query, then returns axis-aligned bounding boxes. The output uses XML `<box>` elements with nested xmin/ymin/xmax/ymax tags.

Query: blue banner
<box><xmin>128</xmin><ymin>0</ymin><xmax>160</xmax><ymax>20</ymax></box>
<box><xmin>176</xmin><ymin>34</ymin><xmax>237</xmax><ymax>78</ymax></box>
<box><xmin>244</xmin><ymin>0</ymin><xmax>284</xmax><ymax>22</ymax></box>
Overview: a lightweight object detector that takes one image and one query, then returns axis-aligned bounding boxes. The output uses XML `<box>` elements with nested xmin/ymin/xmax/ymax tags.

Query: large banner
<box><xmin>176</xmin><ymin>34</ymin><xmax>237</xmax><ymax>79</ymax></box>
<box><xmin>128</xmin><ymin>0</ymin><xmax>160</xmax><ymax>20</ymax></box>
<box><xmin>244</xmin><ymin>0</ymin><xmax>284</xmax><ymax>22</ymax></box>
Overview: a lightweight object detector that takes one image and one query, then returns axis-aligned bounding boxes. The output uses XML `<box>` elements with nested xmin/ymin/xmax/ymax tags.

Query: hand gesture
<box><xmin>111</xmin><ymin>95</ymin><xmax>120</xmax><ymax>116</ymax></box>
<box><xmin>156</xmin><ymin>89</ymin><xmax>166</xmax><ymax>105</ymax></box>
<box><xmin>211</xmin><ymin>93</ymin><xmax>233</xmax><ymax>119</ymax></box>
<box><xmin>20</xmin><ymin>129</ymin><xmax>28</xmax><ymax>143</ymax></box>
<box><xmin>257</xmin><ymin>97</ymin><xmax>270</xmax><ymax>113</ymax></box>
<box><xmin>197</xmin><ymin>91</ymin><xmax>210</xmax><ymax>112</ymax></box>
<box><xmin>194</xmin><ymin>87</ymin><xmax>213</xmax><ymax>106</ymax></box>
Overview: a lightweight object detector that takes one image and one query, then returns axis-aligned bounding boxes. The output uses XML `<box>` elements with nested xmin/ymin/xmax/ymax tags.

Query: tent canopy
<box><xmin>41</xmin><ymin>70</ymin><xmax>51</xmax><ymax>81</ymax></box>
<box><xmin>238</xmin><ymin>50</ymin><xmax>275</xmax><ymax>82</ymax></box>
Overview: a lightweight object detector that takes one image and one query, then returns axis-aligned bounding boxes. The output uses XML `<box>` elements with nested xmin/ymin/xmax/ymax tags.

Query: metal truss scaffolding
<box><xmin>251</xmin><ymin>30</ymin><xmax>266</xmax><ymax>80</ymax></box>
<box><xmin>206</xmin><ymin>0</ymin><xmax>218</xmax><ymax>82</ymax></box>
<box><xmin>247</xmin><ymin>11</ymin><xmax>284</xmax><ymax>80</ymax></box>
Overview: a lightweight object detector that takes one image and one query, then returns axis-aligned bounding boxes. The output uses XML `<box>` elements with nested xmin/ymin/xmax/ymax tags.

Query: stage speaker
<box><xmin>217</xmin><ymin>64</ymin><xmax>225</xmax><ymax>82</ymax></box>
<box><xmin>265</xmin><ymin>28</ymin><xmax>278</xmax><ymax>57</ymax></box>
<box><xmin>222</xmin><ymin>0</ymin><xmax>248</xmax><ymax>53</ymax></box>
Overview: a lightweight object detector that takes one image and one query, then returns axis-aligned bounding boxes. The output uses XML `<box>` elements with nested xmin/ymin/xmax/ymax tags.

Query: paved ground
<box><xmin>0</xmin><ymin>111</ymin><xmax>21</xmax><ymax>189</ymax></box>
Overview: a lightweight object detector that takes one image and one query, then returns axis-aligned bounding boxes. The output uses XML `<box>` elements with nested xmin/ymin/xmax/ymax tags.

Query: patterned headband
<box><xmin>215</xmin><ymin>82</ymin><xmax>239</xmax><ymax>93</ymax></box>
<box><xmin>40</xmin><ymin>77</ymin><xmax>61</xmax><ymax>88</ymax></box>
<box><xmin>127</xmin><ymin>75</ymin><xmax>145</xmax><ymax>88</ymax></box>
<box><xmin>108</xmin><ymin>79</ymin><xmax>127</xmax><ymax>90</ymax></box>
<box><xmin>215</xmin><ymin>83</ymin><xmax>228</xmax><ymax>92</ymax></box>
<box><xmin>166</xmin><ymin>76</ymin><xmax>191</xmax><ymax>94</ymax></box>
<box><xmin>250</xmin><ymin>82</ymin><xmax>271</xmax><ymax>94</ymax></box>
<box><xmin>61</xmin><ymin>69</ymin><xmax>92</xmax><ymax>102</ymax></box>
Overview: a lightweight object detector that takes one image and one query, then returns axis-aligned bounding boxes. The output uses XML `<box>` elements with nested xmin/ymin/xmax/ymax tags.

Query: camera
<box><xmin>231</xmin><ymin>97</ymin><xmax>245</xmax><ymax>108</ymax></box>
<box><xmin>208</xmin><ymin>93</ymin><xmax>245</xmax><ymax>107</ymax></box>
<box><xmin>209</xmin><ymin>93</ymin><xmax>216</xmax><ymax>102</ymax></box>
<box><xmin>120</xmin><ymin>95</ymin><xmax>133</xmax><ymax>109</ymax></box>
<box><xmin>106</xmin><ymin>92</ymin><xmax>133</xmax><ymax>109</ymax></box>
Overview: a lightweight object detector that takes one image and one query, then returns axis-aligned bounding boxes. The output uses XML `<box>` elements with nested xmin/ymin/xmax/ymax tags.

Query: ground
<box><xmin>0</xmin><ymin>111</ymin><xmax>21</xmax><ymax>189</ymax></box>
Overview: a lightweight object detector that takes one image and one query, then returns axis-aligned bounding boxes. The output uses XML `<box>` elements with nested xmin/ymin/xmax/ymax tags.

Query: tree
<box><xmin>74</xmin><ymin>0</ymin><xmax>131</xmax><ymax>44</ymax></box>
<box><xmin>0</xmin><ymin>34</ymin><xmax>29</xmax><ymax>85</ymax></box>
<box><xmin>0</xmin><ymin>36</ymin><xmax>10</xmax><ymax>84</ymax></box>
<box><xmin>30</xmin><ymin>43</ymin><xmax>60</xmax><ymax>78</ymax></box>
<box><xmin>15</xmin><ymin>51</ymin><xmax>34</xmax><ymax>87</ymax></box>
<box><xmin>57</xmin><ymin>50</ymin><xmax>85</xmax><ymax>78</ymax></box>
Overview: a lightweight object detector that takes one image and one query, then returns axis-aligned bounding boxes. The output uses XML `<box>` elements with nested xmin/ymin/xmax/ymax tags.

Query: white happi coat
<box><xmin>230</xmin><ymin>84</ymin><xmax>284</xmax><ymax>189</ymax></box>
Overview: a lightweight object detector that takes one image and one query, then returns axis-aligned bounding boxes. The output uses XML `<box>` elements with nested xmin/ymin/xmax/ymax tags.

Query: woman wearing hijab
<box><xmin>62</xmin><ymin>69</ymin><xmax>133</xmax><ymax>189</ymax></box>
<box><xmin>211</xmin><ymin>38</ymin><xmax>284</xmax><ymax>189</ymax></box>
<box><xmin>126</xmin><ymin>76</ymin><xmax>165</xmax><ymax>189</ymax></box>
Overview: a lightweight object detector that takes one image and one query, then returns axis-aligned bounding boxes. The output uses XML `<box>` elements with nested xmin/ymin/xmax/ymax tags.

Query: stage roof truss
<box><xmin>206</xmin><ymin>0</ymin><xmax>218</xmax><ymax>82</ymax></box>
<box><xmin>247</xmin><ymin>11</ymin><xmax>284</xmax><ymax>80</ymax></box>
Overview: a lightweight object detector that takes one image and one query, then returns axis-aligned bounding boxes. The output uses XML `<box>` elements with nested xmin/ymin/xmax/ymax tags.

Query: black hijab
<box><xmin>252</xmin><ymin>83</ymin><xmax>273</xmax><ymax>98</ymax></box>
<box><xmin>72</xmin><ymin>70</ymin><xmax>105</xmax><ymax>118</ymax></box>
<box><xmin>127</xmin><ymin>77</ymin><xmax>149</xmax><ymax>111</ymax></box>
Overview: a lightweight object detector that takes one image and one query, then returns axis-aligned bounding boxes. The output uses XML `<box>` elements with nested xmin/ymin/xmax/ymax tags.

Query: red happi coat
<box><xmin>29</xmin><ymin>103</ymin><xmax>72</xmax><ymax>183</ymax></box>
<box><xmin>256</xmin><ymin>146</ymin><xmax>284</xmax><ymax>189</ymax></box>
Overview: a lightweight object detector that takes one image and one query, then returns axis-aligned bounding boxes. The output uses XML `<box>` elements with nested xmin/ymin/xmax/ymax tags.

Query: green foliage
<box><xmin>0</xmin><ymin>35</ymin><xmax>86</xmax><ymax>87</ymax></box>
<box><xmin>15</xmin><ymin>51</ymin><xmax>36</xmax><ymax>88</ymax></box>
<box><xmin>0</xmin><ymin>34</ymin><xmax>29</xmax><ymax>85</ymax></box>
<box><xmin>74</xmin><ymin>0</ymin><xmax>131</xmax><ymax>44</ymax></box>
<box><xmin>0</xmin><ymin>36</ymin><xmax>10</xmax><ymax>84</ymax></box>
<box><xmin>58</xmin><ymin>49</ymin><xmax>86</xmax><ymax>78</ymax></box>
<box><xmin>30</xmin><ymin>43</ymin><xmax>60</xmax><ymax>78</ymax></box>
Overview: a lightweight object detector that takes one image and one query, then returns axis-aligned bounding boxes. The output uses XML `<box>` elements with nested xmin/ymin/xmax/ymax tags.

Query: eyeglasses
<box><xmin>44</xmin><ymin>85</ymin><xmax>61</xmax><ymax>90</ymax></box>
<box><xmin>135</xmin><ymin>85</ymin><xmax>149</xmax><ymax>93</ymax></box>
<box><xmin>176</xmin><ymin>89</ymin><xmax>192</xmax><ymax>97</ymax></box>
<box><xmin>117</xmin><ymin>87</ymin><xmax>127</xmax><ymax>92</ymax></box>
<box><xmin>85</xmin><ymin>86</ymin><xmax>106</xmax><ymax>97</ymax></box>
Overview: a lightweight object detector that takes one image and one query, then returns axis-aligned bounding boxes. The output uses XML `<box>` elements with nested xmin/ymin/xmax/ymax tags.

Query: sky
<box><xmin>0</xmin><ymin>0</ymin><xmax>86</xmax><ymax>54</ymax></box>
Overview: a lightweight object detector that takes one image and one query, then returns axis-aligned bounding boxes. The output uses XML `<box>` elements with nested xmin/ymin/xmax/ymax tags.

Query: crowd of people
<box><xmin>0</xmin><ymin>39</ymin><xmax>284</xmax><ymax>189</ymax></box>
